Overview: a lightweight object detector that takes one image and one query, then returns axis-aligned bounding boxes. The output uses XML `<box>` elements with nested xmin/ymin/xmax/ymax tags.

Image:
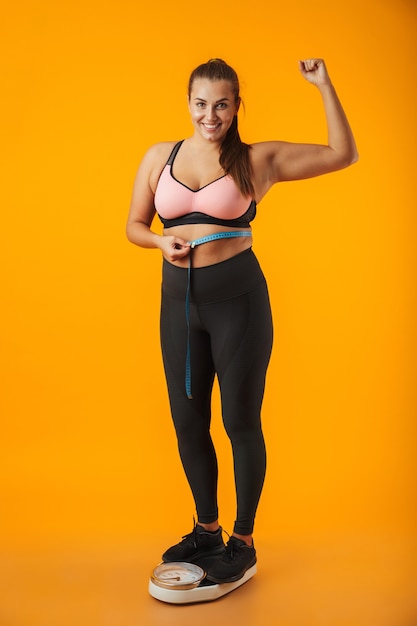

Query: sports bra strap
<box><xmin>166</xmin><ymin>140</ymin><xmax>184</xmax><ymax>166</ymax></box>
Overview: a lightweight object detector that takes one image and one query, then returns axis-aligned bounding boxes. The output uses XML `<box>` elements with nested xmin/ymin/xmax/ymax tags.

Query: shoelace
<box><xmin>180</xmin><ymin>519</ymin><xmax>228</xmax><ymax>548</ymax></box>
<box><xmin>179</xmin><ymin>517</ymin><xmax>213</xmax><ymax>547</ymax></box>
<box><xmin>180</xmin><ymin>521</ymin><xmax>198</xmax><ymax>548</ymax></box>
<box><xmin>223</xmin><ymin>537</ymin><xmax>240</xmax><ymax>561</ymax></box>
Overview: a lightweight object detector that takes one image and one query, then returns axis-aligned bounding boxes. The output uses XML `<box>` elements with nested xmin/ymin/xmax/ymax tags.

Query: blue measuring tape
<box><xmin>185</xmin><ymin>230</ymin><xmax>252</xmax><ymax>399</ymax></box>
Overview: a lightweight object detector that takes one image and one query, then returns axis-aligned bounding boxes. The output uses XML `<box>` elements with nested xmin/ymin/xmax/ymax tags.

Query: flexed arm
<box><xmin>299</xmin><ymin>59</ymin><xmax>358</xmax><ymax>167</ymax></box>
<box><xmin>252</xmin><ymin>59</ymin><xmax>358</xmax><ymax>189</ymax></box>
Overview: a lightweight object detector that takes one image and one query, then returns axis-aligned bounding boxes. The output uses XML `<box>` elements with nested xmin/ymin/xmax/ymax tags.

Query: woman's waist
<box><xmin>162</xmin><ymin>247</ymin><xmax>266</xmax><ymax>303</ymax></box>
<box><xmin>164</xmin><ymin>224</ymin><xmax>253</xmax><ymax>269</ymax></box>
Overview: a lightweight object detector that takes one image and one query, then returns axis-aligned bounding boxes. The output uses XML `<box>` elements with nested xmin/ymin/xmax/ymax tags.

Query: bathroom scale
<box><xmin>148</xmin><ymin>560</ymin><xmax>257</xmax><ymax>604</ymax></box>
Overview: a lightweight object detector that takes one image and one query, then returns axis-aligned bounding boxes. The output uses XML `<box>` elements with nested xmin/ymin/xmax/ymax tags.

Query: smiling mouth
<box><xmin>203</xmin><ymin>123</ymin><xmax>220</xmax><ymax>130</ymax></box>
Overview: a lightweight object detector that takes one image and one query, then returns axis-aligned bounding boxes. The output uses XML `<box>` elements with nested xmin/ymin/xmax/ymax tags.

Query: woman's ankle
<box><xmin>232</xmin><ymin>532</ymin><xmax>253</xmax><ymax>546</ymax></box>
<box><xmin>198</xmin><ymin>521</ymin><xmax>220</xmax><ymax>532</ymax></box>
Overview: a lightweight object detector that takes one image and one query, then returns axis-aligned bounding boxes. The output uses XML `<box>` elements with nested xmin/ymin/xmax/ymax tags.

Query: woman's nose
<box><xmin>205</xmin><ymin>106</ymin><xmax>218</xmax><ymax>120</ymax></box>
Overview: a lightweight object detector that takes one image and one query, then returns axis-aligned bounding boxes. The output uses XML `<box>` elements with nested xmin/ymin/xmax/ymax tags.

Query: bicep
<box><xmin>273</xmin><ymin>141</ymin><xmax>348</xmax><ymax>182</ymax></box>
<box><xmin>253</xmin><ymin>141</ymin><xmax>350</xmax><ymax>186</ymax></box>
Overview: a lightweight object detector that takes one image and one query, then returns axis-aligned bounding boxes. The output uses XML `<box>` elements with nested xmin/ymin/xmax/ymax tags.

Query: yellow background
<box><xmin>0</xmin><ymin>1</ymin><xmax>415</xmax><ymax>620</ymax></box>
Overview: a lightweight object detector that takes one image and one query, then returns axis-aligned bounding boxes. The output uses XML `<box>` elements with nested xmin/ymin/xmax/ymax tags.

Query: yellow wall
<box><xmin>1</xmin><ymin>0</ymin><xmax>415</xmax><ymax>547</ymax></box>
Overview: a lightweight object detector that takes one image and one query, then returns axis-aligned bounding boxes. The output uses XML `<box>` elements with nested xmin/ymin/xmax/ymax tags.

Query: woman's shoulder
<box><xmin>249</xmin><ymin>141</ymin><xmax>288</xmax><ymax>171</ymax></box>
<box><xmin>136</xmin><ymin>141</ymin><xmax>180</xmax><ymax>180</ymax></box>
<box><xmin>138</xmin><ymin>141</ymin><xmax>182</xmax><ymax>192</ymax></box>
<box><xmin>143</xmin><ymin>140</ymin><xmax>182</xmax><ymax>164</ymax></box>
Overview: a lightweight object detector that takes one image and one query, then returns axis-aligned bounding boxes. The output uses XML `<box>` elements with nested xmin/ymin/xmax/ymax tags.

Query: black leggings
<box><xmin>160</xmin><ymin>248</ymin><xmax>273</xmax><ymax>535</ymax></box>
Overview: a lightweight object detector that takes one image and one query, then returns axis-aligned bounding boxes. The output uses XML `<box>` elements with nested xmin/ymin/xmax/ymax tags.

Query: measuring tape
<box><xmin>185</xmin><ymin>231</ymin><xmax>252</xmax><ymax>399</ymax></box>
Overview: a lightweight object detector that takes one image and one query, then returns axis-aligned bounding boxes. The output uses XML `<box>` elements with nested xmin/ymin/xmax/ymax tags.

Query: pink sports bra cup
<box><xmin>155</xmin><ymin>141</ymin><xmax>256</xmax><ymax>228</ymax></box>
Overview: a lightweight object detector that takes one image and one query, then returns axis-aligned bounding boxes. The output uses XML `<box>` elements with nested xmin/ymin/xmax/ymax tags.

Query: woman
<box><xmin>126</xmin><ymin>58</ymin><xmax>357</xmax><ymax>584</ymax></box>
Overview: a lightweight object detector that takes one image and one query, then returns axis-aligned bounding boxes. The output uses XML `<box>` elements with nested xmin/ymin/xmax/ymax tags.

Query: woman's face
<box><xmin>188</xmin><ymin>78</ymin><xmax>240</xmax><ymax>143</ymax></box>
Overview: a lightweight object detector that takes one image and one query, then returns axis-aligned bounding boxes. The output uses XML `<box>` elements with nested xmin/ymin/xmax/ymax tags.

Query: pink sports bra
<box><xmin>155</xmin><ymin>141</ymin><xmax>256</xmax><ymax>228</ymax></box>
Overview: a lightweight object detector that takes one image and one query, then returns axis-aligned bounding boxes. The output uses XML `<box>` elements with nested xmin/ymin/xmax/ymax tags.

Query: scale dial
<box><xmin>151</xmin><ymin>562</ymin><xmax>206</xmax><ymax>590</ymax></box>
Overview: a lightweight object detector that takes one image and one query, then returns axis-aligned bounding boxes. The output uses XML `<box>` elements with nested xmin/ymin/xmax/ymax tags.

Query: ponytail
<box><xmin>219</xmin><ymin>113</ymin><xmax>254</xmax><ymax>198</ymax></box>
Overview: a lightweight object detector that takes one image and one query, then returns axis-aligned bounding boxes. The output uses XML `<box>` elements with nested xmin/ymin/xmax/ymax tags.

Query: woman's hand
<box><xmin>159</xmin><ymin>235</ymin><xmax>191</xmax><ymax>263</ymax></box>
<box><xmin>298</xmin><ymin>58</ymin><xmax>331</xmax><ymax>87</ymax></box>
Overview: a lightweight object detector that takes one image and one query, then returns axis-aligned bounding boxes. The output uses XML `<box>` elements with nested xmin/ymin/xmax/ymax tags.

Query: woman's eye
<box><xmin>216</xmin><ymin>103</ymin><xmax>227</xmax><ymax>109</ymax></box>
<box><xmin>196</xmin><ymin>102</ymin><xmax>205</xmax><ymax>108</ymax></box>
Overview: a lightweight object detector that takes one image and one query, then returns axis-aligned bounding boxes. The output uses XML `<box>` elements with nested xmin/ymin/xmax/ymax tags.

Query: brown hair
<box><xmin>187</xmin><ymin>59</ymin><xmax>254</xmax><ymax>198</ymax></box>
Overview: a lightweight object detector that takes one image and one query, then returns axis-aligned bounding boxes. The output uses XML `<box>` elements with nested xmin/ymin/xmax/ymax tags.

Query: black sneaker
<box><xmin>162</xmin><ymin>523</ymin><xmax>225</xmax><ymax>563</ymax></box>
<box><xmin>206</xmin><ymin>536</ymin><xmax>257</xmax><ymax>583</ymax></box>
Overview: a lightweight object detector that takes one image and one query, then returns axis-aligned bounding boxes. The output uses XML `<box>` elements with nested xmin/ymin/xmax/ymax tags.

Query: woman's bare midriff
<box><xmin>164</xmin><ymin>224</ymin><xmax>253</xmax><ymax>268</ymax></box>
